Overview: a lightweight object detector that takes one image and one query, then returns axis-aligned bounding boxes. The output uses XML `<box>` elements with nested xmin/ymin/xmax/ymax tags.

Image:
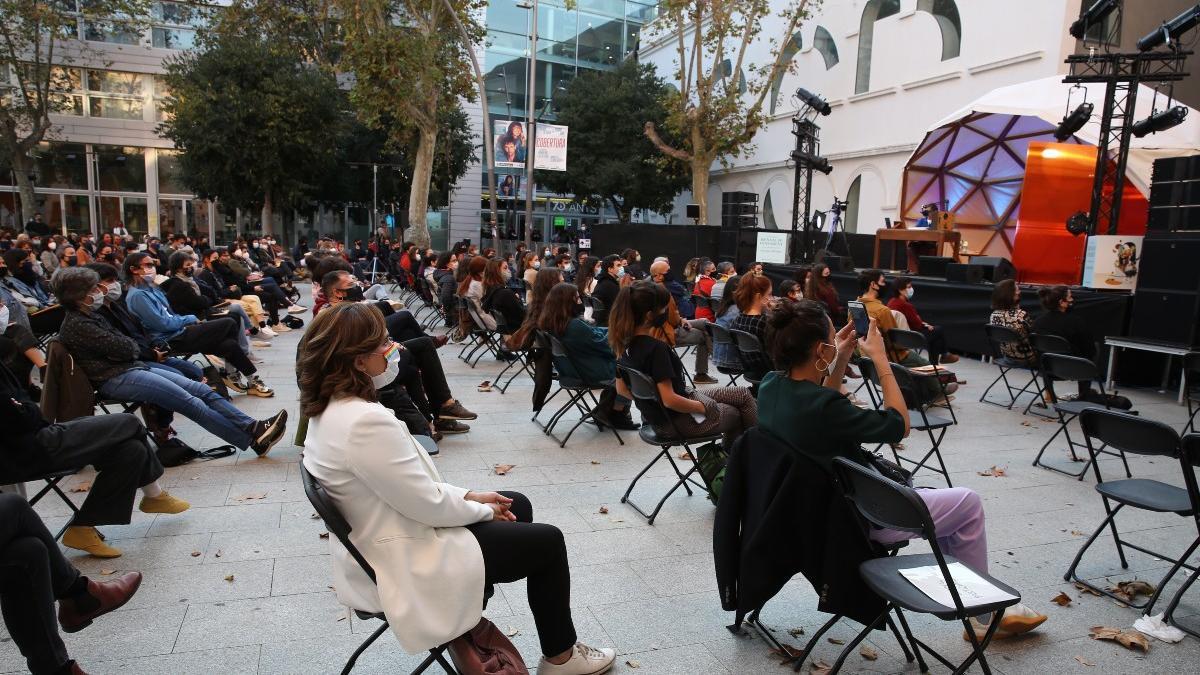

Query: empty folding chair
<box><xmin>859</xmin><ymin>359</ymin><xmax>955</xmax><ymax>487</ymax></box>
<box><xmin>706</xmin><ymin>322</ymin><xmax>745</xmax><ymax>385</ymax></box>
<box><xmin>1183</xmin><ymin>353</ymin><xmax>1200</xmax><ymax>434</ymax></box>
<box><xmin>833</xmin><ymin>457</ymin><xmax>1021</xmax><ymax>675</ymax></box>
<box><xmin>728</xmin><ymin>328</ymin><xmax>768</xmax><ymax>386</ymax></box>
<box><xmin>619</xmin><ymin>365</ymin><xmax>720</xmax><ymax>524</ymax></box>
<box><xmin>300</xmin><ymin>463</ymin><xmax>458</xmax><ymax>675</ymax></box>
<box><xmin>1033</xmin><ymin>353</ymin><xmax>1132</xmax><ymax>480</ymax></box>
<box><xmin>979</xmin><ymin>324</ymin><xmax>1041</xmax><ymax>410</ymax></box>
<box><xmin>888</xmin><ymin>328</ymin><xmax>957</xmax><ymax>423</ymax></box>
<box><xmin>1064</xmin><ymin>410</ymin><xmax>1200</xmax><ymax>617</ymax></box>
<box><xmin>539</xmin><ymin>331</ymin><xmax>623</xmax><ymax>448</ymax></box>
<box><xmin>1161</xmin><ymin>432</ymin><xmax>1200</xmax><ymax>638</ymax></box>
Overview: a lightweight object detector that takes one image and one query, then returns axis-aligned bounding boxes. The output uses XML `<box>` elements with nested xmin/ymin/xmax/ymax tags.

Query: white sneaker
<box><xmin>287</xmin><ymin>304</ymin><xmax>307</xmax><ymax>314</ymax></box>
<box><xmin>272</xmin><ymin>323</ymin><xmax>292</xmax><ymax>333</ymax></box>
<box><xmin>251</xmin><ymin>340</ymin><xmax>272</xmax><ymax>349</ymax></box>
<box><xmin>536</xmin><ymin>642</ymin><xmax>615</xmax><ymax>675</ymax></box>
<box><xmin>259</xmin><ymin>326</ymin><xmax>278</xmax><ymax>339</ymax></box>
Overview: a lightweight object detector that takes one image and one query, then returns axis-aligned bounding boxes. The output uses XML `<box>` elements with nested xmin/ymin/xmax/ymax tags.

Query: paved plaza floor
<box><xmin>5</xmin><ymin>299</ymin><xmax>1200</xmax><ymax>674</ymax></box>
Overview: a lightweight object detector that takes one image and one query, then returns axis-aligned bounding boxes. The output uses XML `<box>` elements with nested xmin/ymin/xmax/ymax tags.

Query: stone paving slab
<box><xmin>4</xmin><ymin>292</ymin><xmax>1200</xmax><ymax>674</ymax></box>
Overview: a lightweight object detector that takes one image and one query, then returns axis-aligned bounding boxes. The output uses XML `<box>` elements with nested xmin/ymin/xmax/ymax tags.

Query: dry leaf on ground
<box><xmin>1089</xmin><ymin>626</ymin><xmax>1151</xmax><ymax>652</ymax></box>
<box><xmin>598</xmin><ymin>506</ymin><xmax>609</xmax><ymax>514</ymax></box>
<box><xmin>234</xmin><ymin>492</ymin><xmax>268</xmax><ymax>501</ymax></box>
<box><xmin>625</xmin><ymin>660</ymin><xmax>640</xmax><ymax>669</ymax></box>
<box><xmin>1074</xmin><ymin>655</ymin><xmax>1095</xmax><ymax>666</ymax></box>
<box><xmin>591</xmin><ymin>460</ymin><xmax>601</xmax><ymax>465</ymax></box>
<box><xmin>788</xmin><ymin>627</ymin><xmax>805</xmax><ymax>637</ymax></box>
<box><xmin>319</xmin><ymin>532</ymin><xmax>329</xmax><ymax>539</ymax></box>
<box><xmin>1051</xmin><ymin>591</ymin><xmax>1072</xmax><ymax>606</ymax></box>
<box><xmin>69</xmin><ymin>482</ymin><xmax>91</xmax><ymax>493</ymax></box>
<box><xmin>860</xmin><ymin>645</ymin><xmax>878</xmax><ymax>661</ymax></box>
<box><xmin>223</xmin><ymin>574</ymin><xmax>235</xmax><ymax>582</ymax></box>
<box><xmin>98</xmin><ymin>568</ymin><xmax>115</xmax><ymax>576</ymax></box>
<box><xmin>493</xmin><ymin>464</ymin><xmax>515</xmax><ymax>476</ymax></box>
<box><xmin>1074</xmin><ymin>583</ymin><xmax>1102</xmax><ymax>597</ymax></box>
<box><xmin>827</xmin><ymin>637</ymin><xmax>845</xmax><ymax>645</ymax></box>
<box><xmin>214</xmin><ymin>550</ymin><xmax>223</xmax><ymax>558</ymax></box>
<box><xmin>977</xmin><ymin>466</ymin><xmax>1008</xmax><ymax>477</ymax></box>
<box><xmin>678</xmin><ymin>451</ymin><xmax>694</xmax><ymax>461</ymax></box>
<box><xmin>506</xmin><ymin>626</ymin><xmax>520</xmax><ymax>637</ymax></box>
<box><xmin>1070</xmin><ymin>530</ymin><xmax>1085</xmax><ymax>536</ymax></box>
<box><xmin>768</xmin><ymin>644</ymin><xmax>804</xmax><ymax>663</ymax></box>
<box><xmin>810</xmin><ymin>659</ymin><xmax>832</xmax><ymax>675</ymax></box>
<box><xmin>310</xmin><ymin>513</ymin><xmax>320</xmax><ymax>519</ymax></box>
<box><xmin>190</xmin><ymin>550</ymin><xmax>201</xmax><ymax>557</ymax></box>
<box><xmin>1108</xmin><ymin>580</ymin><xmax>1156</xmax><ymax>604</ymax></box>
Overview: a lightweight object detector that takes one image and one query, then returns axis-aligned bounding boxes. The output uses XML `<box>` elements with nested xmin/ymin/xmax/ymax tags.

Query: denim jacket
<box><xmin>125</xmin><ymin>283</ymin><xmax>198</xmax><ymax>343</ymax></box>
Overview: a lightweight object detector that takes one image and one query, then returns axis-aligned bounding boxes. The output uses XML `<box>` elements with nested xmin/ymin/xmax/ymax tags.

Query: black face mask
<box><xmin>572</xmin><ymin>301</ymin><xmax>584</xmax><ymax>317</ymax></box>
<box><xmin>343</xmin><ymin>286</ymin><xmax>366</xmax><ymax>302</ymax></box>
<box><xmin>0</xmin><ymin>267</ymin><xmax>7</xmax><ymax>277</ymax></box>
<box><xmin>65</xmin><ymin>256</ymin><xmax>77</xmax><ymax>265</ymax></box>
<box><xmin>651</xmin><ymin>310</ymin><xmax>670</xmax><ymax>328</ymax></box>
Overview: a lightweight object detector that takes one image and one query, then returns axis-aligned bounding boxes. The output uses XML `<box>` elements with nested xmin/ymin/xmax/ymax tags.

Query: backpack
<box><xmin>694</xmin><ymin>441</ymin><xmax>728</xmax><ymax>505</ymax></box>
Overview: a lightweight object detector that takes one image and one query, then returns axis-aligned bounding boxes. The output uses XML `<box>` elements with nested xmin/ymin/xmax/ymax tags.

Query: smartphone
<box><xmin>847</xmin><ymin>301</ymin><xmax>870</xmax><ymax>337</ymax></box>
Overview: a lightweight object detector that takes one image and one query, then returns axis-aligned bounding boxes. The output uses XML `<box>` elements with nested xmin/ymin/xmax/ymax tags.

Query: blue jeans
<box><xmin>99</xmin><ymin>365</ymin><xmax>255</xmax><ymax>449</ymax></box>
<box><xmin>144</xmin><ymin>359</ymin><xmax>204</xmax><ymax>430</ymax></box>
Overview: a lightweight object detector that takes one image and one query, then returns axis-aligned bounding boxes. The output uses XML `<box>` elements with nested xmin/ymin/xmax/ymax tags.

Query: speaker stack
<box><xmin>718</xmin><ymin>191</ymin><xmax>758</xmax><ymax>262</ymax></box>
<box><xmin>1129</xmin><ymin>157</ymin><xmax>1200</xmax><ymax>348</ymax></box>
<box><xmin>945</xmin><ymin>257</ymin><xmax>1015</xmax><ymax>284</ymax></box>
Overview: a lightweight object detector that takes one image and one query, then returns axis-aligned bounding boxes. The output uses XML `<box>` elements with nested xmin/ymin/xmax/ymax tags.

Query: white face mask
<box><xmin>370</xmin><ymin>360</ymin><xmax>399</xmax><ymax>389</ymax></box>
<box><xmin>906</xmin><ymin>287</ymin><xmax>914</xmax><ymax>299</ymax></box>
<box><xmin>0</xmin><ymin>303</ymin><xmax>9</xmax><ymax>328</ymax></box>
<box><xmin>88</xmin><ymin>291</ymin><xmax>104</xmax><ymax>309</ymax></box>
<box><xmin>48</xmin><ymin>241</ymin><xmax>57</xmax><ymax>251</ymax></box>
<box><xmin>106</xmin><ymin>282</ymin><xmax>122</xmax><ymax>301</ymax></box>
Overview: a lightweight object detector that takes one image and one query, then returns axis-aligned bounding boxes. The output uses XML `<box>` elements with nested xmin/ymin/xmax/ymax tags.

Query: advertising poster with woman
<box><xmin>493</xmin><ymin>120</ymin><xmax>527</xmax><ymax>168</ymax></box>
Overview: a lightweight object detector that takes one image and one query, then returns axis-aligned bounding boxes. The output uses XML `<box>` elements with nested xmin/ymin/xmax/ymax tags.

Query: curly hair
<box><xmin>766</xmin><ymin>298</ymin><xmax>833</xmax><ymax>372</ymax></box>
<box><xmin>297</xmin><ymin>303</ymin><xmax>389</xmax><ymax>417</ymax></box>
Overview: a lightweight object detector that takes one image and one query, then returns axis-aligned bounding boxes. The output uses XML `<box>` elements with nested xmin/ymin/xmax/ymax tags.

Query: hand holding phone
<box><xmin>847</xmin><ymin>301</ymin><xmax>870</xmax><ymax>337</ymax></box>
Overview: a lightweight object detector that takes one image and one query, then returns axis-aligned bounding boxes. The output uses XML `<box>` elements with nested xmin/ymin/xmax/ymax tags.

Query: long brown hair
<box><xmin>297</xmin><ymin>303</ymin><xmax>388</xmax><ymax>417</ymax></box>
<box><xmin>516</xmin><ymin>267</ymin><xmax>564</xmax><ymax>334</ymax></box>
<box><xmin>608</xmin><ymin>280</ymin><xmax>670</xmax><ymax>355</ymax></box>
<box><xmin>482</xmin><ymin>258</ymin><xmax>507</xmax><ymax>294</ymax></box>
<box><xmin>575</xmin><ymin>256</ymin><xmax>599</xmax><ymax>296</ymax></box>
<box><xmin>734</xmin><ymin>273</ymin><xmax>772</xmax><ymax>312</ymax></box>
<box><xmin>538</xmin><ymin>283</ymin><xmax>580</xmax><ymax>336</ymax></box>
<box><xmin>807</xmin><ymin>263</ymin><xmax>832</xmax><ymax>299</ymax></box>
<box><xmin>457</xmin><ymin>255</ymin><xmax>487</xmax><ymax>295</ymax></box>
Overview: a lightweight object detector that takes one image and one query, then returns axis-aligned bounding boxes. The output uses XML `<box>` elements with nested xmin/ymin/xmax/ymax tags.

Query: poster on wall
<box><xmin>534</xmin><ymin>123</ymin><xmax>568</xmax><ymax>172</ymax></box>
<box><xmin>1083</xmin><ymin>234</ymin><xmax>1143</xmax><ymax>291</ymax></box>
<box><xmin>492</xmin><ymin>121</ymin><xmax>568</xmax><ymax>171</ymax></box>
<box><xmin>755</xmin><ymin>231</ymin><xmax>790</xmax><ymax>265</ymax></box>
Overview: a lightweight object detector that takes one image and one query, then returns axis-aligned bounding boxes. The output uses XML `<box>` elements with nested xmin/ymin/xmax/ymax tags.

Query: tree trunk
<box><xmin>11</xmin><ymin>152</ymin><xmax>37</xmax><ymax>227</ymax></box>
<box><xmin>691</xmin><ymin>159</ymin><xmax>710</xmax><ymax>225</ymax></box>
<box><xmin>260</xmin><ymin>190</ymin><xmax>274</xmax><ymax>236</ymax></box>
<box><xmin>407</xmin><ymin>122</ymin><xmax>437</xmax><ymax>249</ymax></box>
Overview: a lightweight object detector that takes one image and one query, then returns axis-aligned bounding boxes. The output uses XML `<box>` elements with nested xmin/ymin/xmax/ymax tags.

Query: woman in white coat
<box><xmin>298</xmin><ymin>303</ymin><xmax>615</xmax><ymax>675</ymax></box>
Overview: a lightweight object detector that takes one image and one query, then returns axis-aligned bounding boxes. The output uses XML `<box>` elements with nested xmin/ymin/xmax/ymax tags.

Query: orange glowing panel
<box><xmin>1012</xmin><ymin>142</ymin><xmax>1148</xmax><ymax>285</ymax></box>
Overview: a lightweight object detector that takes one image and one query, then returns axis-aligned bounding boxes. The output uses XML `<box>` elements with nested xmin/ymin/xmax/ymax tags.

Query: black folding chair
<box><xmin>1064</xmin><ymin>410</ymin><xmax>1200</xmax><ymax>616</ymax></box>
<box><xmin>28</xmin><ymin>303</ymin><xmax>65</xmax><ymax>350</ymax></box>
<box><xmin>461</xmin><ymin>302</ymin><xmax>503</xmax><ymax>368</ymax></box>
<box><xmin>0</xmin><ymin>468</ymin><xmax>83</xmax><ymax>541</ymax></box>
<box><xmin>1027</xmin><ymin>333</ymin><xmax>1074</xmax><ymax>419</ymax></box>
<box><xmin>705</xmin><ymin>322</ymin><xmax>744</xmax><ymax>385</ymax></box>
<box><xmin>728</xmin><ymin>328</ymin><xmax>768</xmax><ymax>386</ymax></box>
<box><xmin>1033</xmin><ymin>353</ymin><xmax>1132</xmax><ymax>480</ymax></box>
<box><xmin>539</xmin><ymin>331</ymin><xmax>623</xmax><ymax>448</ymax></box>
<box><xmin>888</xmin><ymin>328</ymin><xmax>957</xmax><ymax>423</ymax></box>
<box><xmin>619</xmin><ymin>365</ymin><xmax>721</xmax><ymax>525</ymax></box>
<box><xmin>300</xmin><ymin>463</ymin><xmax>458</xmax><ymax>675</ymax></box>
<box><xmin>1162</xmin><ymin>432</ymin><xmax>1200</xmax><ymax>637</ymax></box>
<box><xmin>833</xmin><ymin>457</ymin><xmax>1020</xmax><ymax>675</ymax></box>
<box><xmin>1183</xmin><ymin>353</ymin><xmax>1200</xmax><ymax>434</ymax></box>
<box><xmin>859</xmin><ymin>359</ymin><xmax>955</xmax><ymax>487</ymax></box>
<box><xmin>979</xmin><ymin>324</ymin><xmax>1041</xmax><ymax>411</ymax></box>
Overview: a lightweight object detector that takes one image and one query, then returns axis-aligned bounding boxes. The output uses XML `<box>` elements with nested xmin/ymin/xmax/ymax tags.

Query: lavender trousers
<box><xmin>870</xmin><ymin>487</ymin><xmax>988</xmax><ymax>574</ymax></box>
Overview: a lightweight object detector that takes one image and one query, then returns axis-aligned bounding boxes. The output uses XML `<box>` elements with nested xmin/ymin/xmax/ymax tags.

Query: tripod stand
<box><xmin>818</xmin><ymin>198</ymin><xmax>852</xmax><ymax>262</ymax></box>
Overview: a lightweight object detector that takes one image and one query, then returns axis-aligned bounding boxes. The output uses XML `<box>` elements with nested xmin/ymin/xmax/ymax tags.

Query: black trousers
<box><xmin>28</xmin><ymin>414</ymin><xmax>163</xmax><ymax>527</ymax></box>
<box><xmin>919</xmin><ymin>325</ymin><xmax>950</xmax><ymax>365</ymax></box>
<box><xmin>385</xmin><ymin>310</ymin><xmax>428</xmax><ymax>343</ymax></box>
<box><xmin>168</xmin><ymin>317</ymin><xmax>257</xmax><ymax>376</ymax></box>
<box><xmin>378</xmin><ymin>385</ymin><xmax>431</xmax><ymax>436</ymax></box>
<box><xmin>0</xmin><ymin>494</ymin><xmax>82</xmax><ymax>674</ymax></box>
<box><xmin>466</xmin><ymin>492</ymin><xmax>576</xmax><ymax>658</ymax></box>
<box><xmin>397</xmin><ymin>336</ymin><xmax>453</xmax><ymax>414</ymax></box>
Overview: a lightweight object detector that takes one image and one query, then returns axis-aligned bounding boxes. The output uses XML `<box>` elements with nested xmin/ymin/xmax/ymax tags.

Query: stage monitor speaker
<box><xmin>721</xmin><ymin>215</ymin><xmax>758</xmax><ymax>229</ymax></box>
<box><xmin>685</xmin><ymin>204</ymin><xmax>700</xmax><ymax>220</ymax></box>
<box><xmin>1152</xmin><ymin>156</ymin><xmax>1200</xmax><ymax>183</ymax></box>
<box><xmin>1129</xmin><ymin>289</ymin><xmax>1200</xmax><ymax>348</ymax></box>
<box><xmin>1138</xmin><ymin>235</ymin><xmax>1200</xmax><ymax>292</ymax></box>
<box><xmin>721</xmin><ymin>203</ymin><xmax>758</xmax><ymax>216</ymax></box>
<box><xmin>818</xmin><ymin>254</ymin><xmax>854</xmax><ymax>272</ymax></box>
<box><xmin>722</xmin><ymin>191</ymin><xmax>758</xmax><ymax>204</ymax></box>
<box><xmin>946</xmin><ymin>263</ymin><xmax>985</xmax><ymax>284</ymax></box>
<box><xmin>970</xmin><ymin>256</ymin><xmax>1016</xmax><ymax>282</ymax></box>
<box><xmin>917</xmin><ymin>256</ymin><xmax>953</xmax><ymax>278</ymax></box>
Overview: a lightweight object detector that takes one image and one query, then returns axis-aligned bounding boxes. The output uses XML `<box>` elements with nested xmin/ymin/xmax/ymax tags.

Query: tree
<box><xmin>156</xmin><ymin>35</ymin><xmax>340</xmax><ymax>234</ymax></box>
<box><xmin>0</xmin><ymin>0</ymin><xmax>149</xmax><ymax>225</ymax></box>
<box><xmin>538</xmin><ymin>61</ymin><xmax>688</xmax><ymax>226</ymax></box>
<box><xmin>645</xmin><ymin>0</ymin><xmax>818</xmax><ymax>224</ymax></box>
<box><xmin>334</xmin><ymin>0</ymin><xmax>485</xmax><ymax>248</ymax></box>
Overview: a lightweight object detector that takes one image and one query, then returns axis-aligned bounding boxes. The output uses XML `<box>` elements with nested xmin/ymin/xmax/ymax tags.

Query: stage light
<box><xmin>1053</xmin><ymin>102</ymin><xmax>1093</xmax><ymax>141</ymax></box>
<box><xmin>796</xmin><ymin>88</ymin><xmax>831</xmax><ymax>116</ymax></box>
<box><xmin>1069</xmin><ymin>0</ymin><xmax>1121</xmax><ymax>40</ymax></box>
<box><xmin>1137</xmin><ymin>3</ymin><xmax>1200</xmax><ymax>51</ymax></box>
<box><xmin>790</xmin><ymin>150</ymin><xmax>833</xmax><ymax>174</ymax></box>
<box><xmin>1131</xmin><ymin>105</ymin><xmax>1188</xmax><ymax>137</ymax></box>
<box><xmin>1066</xmin><ymin>211</ymin><xmax>1090</xmax><ymax>236</ymax></box>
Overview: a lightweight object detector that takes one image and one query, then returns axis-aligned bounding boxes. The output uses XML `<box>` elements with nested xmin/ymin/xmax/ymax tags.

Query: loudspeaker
<box><xmin>819</xmin><ymin>254</ymin><xmax>854</xmax><ymax>272</ymax></box>
<box><xmin>685</xmin><ymin>204</ymin><xmax>700</xmax><ymax>219</ymax></box>
<box><xmin>946</xmin><ymin>263</ymin><xmax>985</xmax><ymax>284</ymax></box>
<box><xmin>1138</xmin><ymin>236</ymin><xmax>1200</xmax><ymax>291</ymax></box>
<box><xmin>1129</xmin><ymin>289</ymin><xmax>1200</xmax><ymax>347</ymax></box>
<box><xmin>721</xmin><ymin>215</ymin><xmax>758</xmax><ymax>229</ymax></box>
<box><xmin>722</xmin><ymin>191</ymin><xmax>758</xmax><ymax>204</ymax></box>
<box><xmin>721</xmin><ymin>202</ymin><xmax>758</xmax><ymax>216</ymax></box>
<box><xmin>917</xmin><ymin>256</ymin><xmax>953</xmax><ymax>277</ymax></box>
<box><xmin>971</xmin><ymin>256</ymin><xmax>1016</xmax><ymax>282</ymax></box>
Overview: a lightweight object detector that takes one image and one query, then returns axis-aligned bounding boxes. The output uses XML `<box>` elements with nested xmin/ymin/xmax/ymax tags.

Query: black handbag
<box><xmin>865</xmin><ymin>450</ymin><xmax>913</xmax><ymax>487</ymax></box>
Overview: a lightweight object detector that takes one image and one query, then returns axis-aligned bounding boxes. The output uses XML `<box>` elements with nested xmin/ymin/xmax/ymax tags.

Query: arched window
<box><xmin>855</xmin><ymin>0</ymin><xmax>901</xmax><ymax>95</ymax></box>
<box><xmin>768</xmin><ymin>32</ymin><xmax>803</xmax><ymax>115</ymax></box>
<box><xmin>917</xmin><ymin>0</ymin><xmax>962</xmax><ymax>60</ymax></box>
<box><xmin>844</xmin><ymin>175</ymin><xmax>863</xmax><ymax>234</ymax></box>
<box><xmin>813</xmin><ymin>26</ymin><xmax>839</xmax><ymax>70</ymax></box>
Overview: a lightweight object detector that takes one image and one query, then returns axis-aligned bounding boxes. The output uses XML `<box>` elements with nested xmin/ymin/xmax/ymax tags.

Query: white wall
<box><xmin>640</xmin><ymin>0</ymin><xmax>1080</xmax><ymax>234</ymax></box>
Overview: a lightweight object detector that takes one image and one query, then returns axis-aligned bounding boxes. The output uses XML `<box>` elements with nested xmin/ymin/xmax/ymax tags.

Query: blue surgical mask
<box><xmin>616</xmin><ymin>266</ymin><xmax>625</xmax><ymax>279</ymax></box>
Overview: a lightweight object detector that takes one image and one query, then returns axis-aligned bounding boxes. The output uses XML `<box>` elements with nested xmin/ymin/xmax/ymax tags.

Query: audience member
<box><xmin>648</xmin><ymin>259</ymin><xmax>715</xmax><ymax>384</ymax></box>
<box><xmin>693</xmin><ymin>259</ymin><xmax>717</xmax><ymax>321</ymax></box>
<box><xmin>591</xmin><ymin>255</ymin><xmax>622</xmax><ymax>325</ymax></box>
<box><xmin>757</xmin><ymin>299</ymin><xmax>1047</xmax><ymax>639</ymax></box>
<box><xmin>806</xmin><ymin>263</ymin><xmax>841</xmax><ymax>321</ymax></box>
<box><xmin>711</xmin><ymin>276</ymin><xmax>742</xmax><ymax>371</ymax></box>
<box><xmin>298</xmin><ymin>303</ymin><xmax>616</xmax><ymax>674</ymax></box>
<box><xmin>710</xmin><ymin>261</ymin><xmax>737</xmax><ymax>301</ymax></box>
<box><xmin>888</xmin><ymin>276</ymin><xmax>958</xmax><ymax>365</ymax></box>
<box><xmin>729</xmin><ymin>273</ymin><xmax>775</xmax><ymax>379</ymax></box>
<box><xmin>779</xmin><ymin>279</ymin><xmax>802</xmax><ymax>302</ymax></box>
<box><xmin>857</xmin><ymin>269</ymin><xmax>951</xmax><ymax>402</ymax></box>
<box><xmin>988</xmin><ymin>279</ymin><xmax>1035</xmax><ymax>365</ymax></box>
<box><xmin>481</xmin><ymin>258</ymin><xmax>525</xmax><ymax>333</ymax></box>
<box><xmin>1034</xmin><ymin>285</ymin><xmax>1099</xmax><ymax>401</ymax></box>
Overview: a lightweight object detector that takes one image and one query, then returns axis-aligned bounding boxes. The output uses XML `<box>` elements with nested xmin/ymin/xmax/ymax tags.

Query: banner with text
<box><xmin>534</xmin><ymin>123</ymin><xmax>568</xmax><ymax>171</ymax></box>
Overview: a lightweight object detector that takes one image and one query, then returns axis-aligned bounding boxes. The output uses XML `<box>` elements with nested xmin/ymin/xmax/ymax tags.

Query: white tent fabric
<box><xmin>901</xmin><ymin>75</ymin><xmax>1200</xmax><ymax>256</ymax></box>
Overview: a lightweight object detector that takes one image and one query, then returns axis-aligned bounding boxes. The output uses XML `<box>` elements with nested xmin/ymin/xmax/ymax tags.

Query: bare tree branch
<box><xmin>643</xmin><ymin>121</ymin><xmax>691</xmax><ymax>162</ymax></box>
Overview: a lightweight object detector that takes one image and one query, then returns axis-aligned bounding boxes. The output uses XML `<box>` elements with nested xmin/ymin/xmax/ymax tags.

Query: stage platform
<box><xmin>762</xmin><ymin>263</ymin><xmax>1132</xmax><ymax>358</ymax></box>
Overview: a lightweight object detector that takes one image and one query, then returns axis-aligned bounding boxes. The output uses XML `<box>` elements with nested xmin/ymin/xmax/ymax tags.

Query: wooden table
<box><xmin>872</xmin><ymin>229</ymin><xmax>963</xmax><ymax>269</ymax></box>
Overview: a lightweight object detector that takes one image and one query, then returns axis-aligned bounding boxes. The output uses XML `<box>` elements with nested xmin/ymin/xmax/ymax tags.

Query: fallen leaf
<box><xmin>98</xmin><ymin>568</ymin><xmax>116</xmax><ymax>576</ymax></box>
<box><xmin>678</xmin><ymin>451</ymin><xmax>694</xmax><ymax>461</ymax></box>
<box><xmin>214</xmin><ymin>550</ymin><xmax>223</xmax><ymax>558</ymax></box>
<box><xmin>598</xmin><ymin>506</ymin><xmax>609</xmax><ymax>514</ymax></box>
<box><xmin>827</xmin><ymin>637</ymin><xmax>845</xmax><ymax>645</ymax></box>
<box><xmin>977</xmin><ymin>466</ymin><xmax>1008</xmax><ymax>477</ymax></box>
<box><xmin>1075</xmin><ymin>583</ymin><xmax>1102</xmax><ymax>597</ymax></box>
<box><xmin>506</xmin><ymin>626</ymin><xmax>520</xmax><ymax>637</ymax></box>
<box><xmin>1107</xmin><ymin>580</ymin><xmax>1156</xmax><ymax>604</ymax></box>
<box><xmin>1074</xmin><ymin>655</ymin><xmax>1095</xmax><ymax>667</ymax></box>
<box><xmin>319</xmin><ymin>532</ymin><xmax>329</xmax><ymax>539</ymax></box>
<box><xmin>493</xmin><ymin>464</ymin><xmax>515</xmax><ymax>476</ymax></box>
<box><xmin>860</xmin><ymin>645</ymin><xmax>878</xmax><ymax>661</ymax></box>
<box><xmin>768</xmin><ymin>644</ymin><xmax>804</xmax><ymax>663</ymax></box>
<box><xmin>336</xmin><ymin>615</ymin><xmax>346</xmax><ymax>622</ymax></box>
<box><xmin>310</xmin><ymin>513</ymin><xmax>321</xmax><ymax>520</ymax></box>
<box><xmin>809</xmin><ymin>659</ymin><xmax>832</xmax><ymax>675</ymax></box>
<box><xmin>788</xmin><ymin>627</ymin><xmax>805</xmax><ymax>638</ymax></box>
<box><xmin>69</xmin><ymin>482</ymin><xmax>91</xmax><ymax>493</ymax></box>
<box><xmin>190</xmin><ymin>550</ymin><xmax>202</xmax><ymax>557</ymax></box>
<box><xmin>625</xmin><ymin>660</ymin><xmax>640</xmax><ymax>669</ymax></box>
<box><xmin>234</xmin><ymin>491</ymin><xmax>268</xmax><ymax>501</ymax></box>
<box><xmin>591</xmin><ymin>460</ymin><xmax>601</xmax><ymax>465</ymax></box>
<box><xmin>1052</xmin><ymin>591</ymin><xmax>1072</xmax><ymax>606</ymax></box>
<box><xmin>190</xmin><ymin>476</ymin><xmax>199</xmax><ymax>480</ymax></box>
<box><xmin>1089</xmin><ymin>626</ymin><xmax>1151</xmax><ymax>652</ymax></box>
<box><xmin>223</xmin><ymin>574</ymin><xmax>235</xmax><ymax>582</ymax></box>
<box><xmin>1070</xmin><ymin>530</ymin><xmax>1086</xmax><ymax>536</ymax></box>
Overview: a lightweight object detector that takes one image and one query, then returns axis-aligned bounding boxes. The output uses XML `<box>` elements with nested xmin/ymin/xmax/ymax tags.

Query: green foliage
<box><xmin>156</xmin><ymin>35</ymin><xmax>340</xmax><ymax>213</ymax></box>
<box><xmin>537</xmin><ymin>61</ymin><xmax>688</xmax><ymax>225</ymax></box>
<box><xmin>201</xmin><ymin>0</ymin><xmax>342</xmax><ymax>71</ymax></box>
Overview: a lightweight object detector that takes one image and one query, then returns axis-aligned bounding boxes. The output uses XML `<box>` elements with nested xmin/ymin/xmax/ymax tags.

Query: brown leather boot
<box><xmin>58</xmin><ymin>572</ymin><xmax>143</xmax><ymax>633</ymax></box>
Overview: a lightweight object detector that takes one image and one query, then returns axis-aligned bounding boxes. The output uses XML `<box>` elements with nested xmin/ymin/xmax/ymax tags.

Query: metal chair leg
<box><xmin>341</xmin><ymin>620</ymin><xmax>390</xmax><ymax>675</ymax></box>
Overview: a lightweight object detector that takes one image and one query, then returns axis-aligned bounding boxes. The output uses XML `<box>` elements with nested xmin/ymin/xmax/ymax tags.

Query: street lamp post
<box><xmin>518</xmin><ymin>0</ymin><xmax>538</xmax><ymax>250</ymax></box>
